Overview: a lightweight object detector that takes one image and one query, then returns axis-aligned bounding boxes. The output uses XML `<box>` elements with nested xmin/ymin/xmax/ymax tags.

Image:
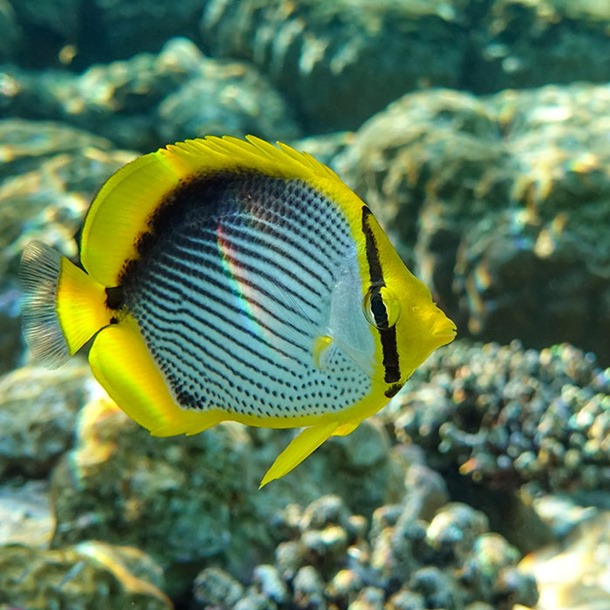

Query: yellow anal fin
<box><xmin>89</xmin><ymin>315</ymin><xmax>225</xmax><ymax>436</ymax></box>
<box><xmin>152</xmin><ymin>410</ymin><xmax>225</xmax><ymax>437</ymax></box>
<box><xmin>334</xmin><ymin>420</ymin><xmax>360</xmax><ymax>437</ymax></box>
<box><xmin>259</xmin><ymin>421</ymin><xmax>339</xmax><ymax>488</ymax></box>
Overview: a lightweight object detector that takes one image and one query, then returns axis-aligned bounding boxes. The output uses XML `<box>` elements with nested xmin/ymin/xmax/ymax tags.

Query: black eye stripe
<box><xmin>369</xmin><ymin>290</ymin><xmax>389</xmax><ymax>329</ymax></box>
<box><xmin>361</xmin><ymin>207</ymin><xmax>401</xmax><ymax>385</ymax></box>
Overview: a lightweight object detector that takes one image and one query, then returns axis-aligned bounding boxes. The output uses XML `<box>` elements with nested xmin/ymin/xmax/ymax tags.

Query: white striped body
<box><xmin>121</xmin><ymin>173</ymin><xmax>375</xmax><ymax>419</ymax></box>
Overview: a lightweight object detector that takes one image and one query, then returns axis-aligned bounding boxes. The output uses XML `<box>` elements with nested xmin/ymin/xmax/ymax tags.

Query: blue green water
<box><xmin>0</xmin><ymin>1</ymin><xmax>608</xmax><ymax>609</ymax></box>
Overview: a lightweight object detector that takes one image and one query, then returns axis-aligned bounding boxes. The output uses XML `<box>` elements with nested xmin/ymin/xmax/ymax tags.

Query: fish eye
<box><xmin>363</xmin><ymin>286</ymin><xmax>401</xmax><ymax>330</ymax></box>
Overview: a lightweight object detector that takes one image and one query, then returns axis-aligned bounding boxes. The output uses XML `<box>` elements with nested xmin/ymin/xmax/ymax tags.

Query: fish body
<box><xmin>20</xmin><ymin>136</ymin><xmax>456</xmax><ymax>486</ymax></box>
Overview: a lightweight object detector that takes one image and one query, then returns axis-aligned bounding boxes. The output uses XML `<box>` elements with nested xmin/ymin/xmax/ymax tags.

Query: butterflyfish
<box><xmin>20</xmin><ymin>136</ymin><xmax>456</xmax><ymax>487</ymax></box>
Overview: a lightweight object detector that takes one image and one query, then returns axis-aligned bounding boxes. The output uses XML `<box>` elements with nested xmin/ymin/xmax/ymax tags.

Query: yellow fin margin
<box><xmin>88</xmin><ymin>315</ymin><xmax>226</xmax><ymax>436</ymax></box>
<box><xmin>80</xmin><ymin>136</ymin><xmax>365</xmax><ymax>287</ymax></box>
<box><xmin>80</xmin><ymin>154</ymin><xmax>179</xmax><ymax>286</ymax></box>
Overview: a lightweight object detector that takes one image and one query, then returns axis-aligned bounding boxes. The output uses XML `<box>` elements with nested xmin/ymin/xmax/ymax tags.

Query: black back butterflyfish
<box><xmin>20</xmin><ymin>136</ymin><xmax>456</xmax><ymax>487</ymax></box>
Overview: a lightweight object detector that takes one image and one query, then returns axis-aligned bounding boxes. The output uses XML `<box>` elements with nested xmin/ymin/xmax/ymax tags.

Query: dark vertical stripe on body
<box><xmin>361</xmin><ymin>207</ymin><xmax>401</xmax><ymax>390</ymax></box>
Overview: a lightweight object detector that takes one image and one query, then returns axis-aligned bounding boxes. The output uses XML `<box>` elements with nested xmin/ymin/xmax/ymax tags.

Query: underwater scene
<box><xmin>0</xmin><ymin>1</ymin><xmax>609</xmax><ymax>609</ymax></box>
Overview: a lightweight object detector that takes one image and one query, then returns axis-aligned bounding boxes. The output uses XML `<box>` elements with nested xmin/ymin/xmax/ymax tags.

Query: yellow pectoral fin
<box><xmin>259</xmin><ymin>421</ymin><xmax>339</xmax><ymax>488</ymax></box>
<box><xmin>88</xmin><ymin>316</ymin><xmax>225</xmax><ymax>436</ymax></box>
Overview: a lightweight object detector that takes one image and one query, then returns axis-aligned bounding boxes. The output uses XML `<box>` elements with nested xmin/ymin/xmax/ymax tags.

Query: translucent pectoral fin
<box><xmin>259</xmin><ymin>421</ymin><xmax>339</xmax><ymax>488</ymax></box>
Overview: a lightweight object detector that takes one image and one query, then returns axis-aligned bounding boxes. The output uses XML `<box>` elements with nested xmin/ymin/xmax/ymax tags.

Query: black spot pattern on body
<box><xmin>119</xmin><ymin>171</ymin><xmax>373</xmax><ymax>417</ymax></box>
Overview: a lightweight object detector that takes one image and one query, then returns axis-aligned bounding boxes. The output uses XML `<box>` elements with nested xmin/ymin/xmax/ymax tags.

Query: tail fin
<box><xmin>20</xmin><ymin>241</ymin><xmax>111</xmax><ymax>368</ymax></box>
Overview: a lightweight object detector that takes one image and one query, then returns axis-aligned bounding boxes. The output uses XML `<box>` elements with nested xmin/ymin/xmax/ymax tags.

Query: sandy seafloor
<box><xmin>0</xmin><ymin>1</ymin><xmax>609</xmax><ymax>609</ymax></box>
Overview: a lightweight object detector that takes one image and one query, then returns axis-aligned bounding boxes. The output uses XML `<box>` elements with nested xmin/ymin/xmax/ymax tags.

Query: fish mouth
<box><xmin>432</xmin><ymin>313</ymin><xmax>457</xmax><ymax>344</ymax></box>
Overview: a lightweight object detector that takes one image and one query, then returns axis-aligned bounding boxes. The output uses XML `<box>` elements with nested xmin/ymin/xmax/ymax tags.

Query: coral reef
<box><xmin>520</xmin><ymin>512</ymin><xmax>610</xmax><ymax>610</ymax></box>
<box><xmin>200</xmin><ymin>0</ymin><xmax>468</xmax><ymax>132</ymax></box>
<box><xmin>1</xmin><ymin>0</ymin><xmax>608</xmax><ymax>608</ymax></box>
<box><xmin>191</xmin><ymin>493</ymin><xmax>539</xmax><ymax>610</ymax></box>
<box><xmin>0</xmin><ymin>361</ymin><xmax>94</xmax><ymax>478</ymax></box>
<box><xmin>0</xmin><ymin>480</ymin><xmax>54</xmax><ymax>548</ymax></box>
<box><xmin>387</xmin><ymin>341</ymin><xmax>610</xmax><ymax>493</ymax></box>
<box><xmin>49</xmin><ymin>396</ymin><xmax>407</xmax><ymax>596</ymax></box>
<box><xmin>0</xmin><ymin>38</ymin><xmax>300</xmax><ymax>151</ymax></box>
<box><xmin>199</xmin><ymin>0</ymin><xmax>610</xmax><ymax>132</ymax></box>
<box><xmin>0</xmin><ymin>541</ymin><xmax>172</xmax><ymax>609</ymax></box>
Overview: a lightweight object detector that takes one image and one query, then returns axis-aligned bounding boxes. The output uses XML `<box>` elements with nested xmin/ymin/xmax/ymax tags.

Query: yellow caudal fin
<box><xmin>20</xmin><ymin>241</ymin><xmax>110</xmax><ymax>368</ymax></box>
<box><xmin>259</xmin><ymin>421</ymin><xmax>340</xmax><ymax>488</ymax></box>
<box><xmin>88</xmin><ymin>315</ymin><xmax>226</xmax><ymax>436</ymax></box>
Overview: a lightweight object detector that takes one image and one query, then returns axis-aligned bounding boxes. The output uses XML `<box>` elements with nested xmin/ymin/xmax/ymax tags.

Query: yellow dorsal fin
<box><xmin>79</xmin><ymin>136</ymin><xmax>362</xmax><ymax>287</ymax></box>
<box><xmin>79</xmin><ymin>153</ymin><xmax>179</xmax><ymax>287</ymax></box>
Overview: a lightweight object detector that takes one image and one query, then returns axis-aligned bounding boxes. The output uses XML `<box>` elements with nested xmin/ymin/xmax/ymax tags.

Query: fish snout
<box><xmin>430</xmin><ymin>306</ymin><xmax>457</xmax><ymax>345</ymax></box>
